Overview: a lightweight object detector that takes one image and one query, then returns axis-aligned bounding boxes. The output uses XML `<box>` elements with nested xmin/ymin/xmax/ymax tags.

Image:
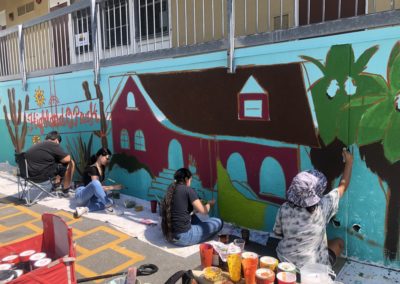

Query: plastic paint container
<box><xmin>29</xmin><ymin>252</ymin><xmax>46</xmax><ymax>270</ymax></box>
<box><xmin>33</xmin><ymin>258</ymin><xmax>52</xmax><ymax>269</ymax></box>
<box><xmin>19</xmin><ymin>250</ymin><xmax>36</xmax><ymax>262</ymax></box>
<box><xmin>277</xmin><ymin>262</ymin><xmax>296</xmax><ymax>274</ymax></box>
<box><xmin>1</xmin><ymin>254</ymin><xmax>19</xmax><ymax>265</ymax></box>
<box><xmin>255</xmin><ymin>268</ymin><xmax>275</xmax><ymax>284</ymax></box>
<box><xmin>19</xmin><ymin>250</ymin><xmax>36</xmax><ymax>272</ymax></box>
<box><xmin>0</xmin><ymin>263</ymin><xmax>12</xmax><ymax>270</ymax></box>
<box><xmin>260</xmin><ymin>256</ymin><xmax>279</xmax><ymax>271</ymax></box>
<box><xmin>241</xmin><ymin>252</ymin><xmax>258</xmax><ymax>259</ymax></box>
<box><xmin>276</xmin><ymin>272</ymin><xmax>296</xmax><ymax>284</ymax></box>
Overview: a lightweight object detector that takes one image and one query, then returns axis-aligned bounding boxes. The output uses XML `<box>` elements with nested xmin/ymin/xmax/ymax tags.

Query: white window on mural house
<box><xmin>134</xmin><ymin>130</ymin><xmax>146</xmax><ymax>151</ymax></box>
<box><xmin>120</xmin><ymin>129</ymin><xmax>130</xmax><ymax>149</ymax></box>
<box><xmin>244</xmin><ymin>100</ymin><xmax>263</xmax><ymax>118</ymax></box>
<box><xmin>126</xmin><ymin>92</ymin><xmax>136</xmax><ymax>109</ymax></box>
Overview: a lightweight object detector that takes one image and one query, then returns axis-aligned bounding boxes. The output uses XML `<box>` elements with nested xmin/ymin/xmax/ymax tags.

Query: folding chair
<box><xmin>15</xmin><ymin>152</ymin><xmax>60</xmax><ymax>206</ymax></box>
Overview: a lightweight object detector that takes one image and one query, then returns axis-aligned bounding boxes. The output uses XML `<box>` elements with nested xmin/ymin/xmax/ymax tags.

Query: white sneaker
<box><xmin>74</xmin><ymin>207</ymin><xmax>89</xmax><ymax>218</ymax></box>
<box><xmin>105</xmin><ymin>205</ymin><xmax>124</xmax><ymax>216</ymax></box>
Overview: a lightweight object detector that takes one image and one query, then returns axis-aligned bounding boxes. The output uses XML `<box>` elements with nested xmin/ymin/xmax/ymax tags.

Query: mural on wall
<box><xmin>3</xmin><ymin>88</ymin><xmax>29</xmax><ymax>153</ymax></box>
<box><xmin>2</xmin><ymin>26</ymin><xmax>400</xmax><ymax>268</ymax></box>
<box><xmin>110</xmin><ymin>64</ymin><xmax>317</xmax><ymax>230</ymax></box>
<box><xmin>302</xmin><ymin>42</ymin><xmax>400</xmax><ymax>261</ymax></box>
<box><xmin>106</xmin><ymin>41</ymin><xmax>400</xmax><ymax>264</ymax></box>
<box><xmin>1</xmin><ymin>78</ymin><xmax>108</xmax><ymax>182</ymax></box>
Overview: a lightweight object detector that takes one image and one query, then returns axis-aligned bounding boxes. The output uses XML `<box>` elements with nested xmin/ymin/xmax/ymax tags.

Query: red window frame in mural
<box><xmin>238</xmin><ymin>93</ymin><xmax>270</xmax><ymax>121</ymax></box>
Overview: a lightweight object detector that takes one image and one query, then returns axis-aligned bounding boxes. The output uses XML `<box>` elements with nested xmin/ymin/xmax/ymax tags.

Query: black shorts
<box><xmin>328</xmin><ymin>248</ymin><xmax>337</xmax><ymax>267</ymax></box>
<box><xmin>54</xmin><ymin>163</ymin><xmax>67</xmax><ymax>177</ymax></box>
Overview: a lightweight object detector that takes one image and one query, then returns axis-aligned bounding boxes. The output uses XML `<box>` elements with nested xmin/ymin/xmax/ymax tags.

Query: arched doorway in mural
<box><xmin>226</xmin><ymin>152</ymin><xmax>258</xmax><ymax>199</ymax></box>
<box><xmin>227</xmin><ymin>152</ymin><xmax>247</xmax><ymax>182</ymax></box>
<box><xmin>259</xmin><ymin>157</ymin><xmax>286</xmax><ymax>198</ymax></box>
<box><xmin>168</xmin><ymin>139</ymin><xmax>184</xmax><ymax>170</ymax></box>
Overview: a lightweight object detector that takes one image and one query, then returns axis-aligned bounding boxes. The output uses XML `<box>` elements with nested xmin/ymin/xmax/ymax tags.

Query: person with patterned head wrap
<box><xmin>273</xmin><ymin>149</ymin><xmax>353</xmax><ymax>269</ymax></box>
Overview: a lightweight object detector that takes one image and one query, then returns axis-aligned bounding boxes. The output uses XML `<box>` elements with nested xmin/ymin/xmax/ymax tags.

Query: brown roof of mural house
<box><xmin>138</xmin><ymin>64</ymin><xmax>319</xmax><ymax>147</ymax></box>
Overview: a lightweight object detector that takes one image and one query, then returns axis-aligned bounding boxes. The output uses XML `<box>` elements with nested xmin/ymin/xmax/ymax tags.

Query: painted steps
<box><xmin>148</xmin><ymin>168</ymin><xmax>206</xmax><ymax>201</ymax></box>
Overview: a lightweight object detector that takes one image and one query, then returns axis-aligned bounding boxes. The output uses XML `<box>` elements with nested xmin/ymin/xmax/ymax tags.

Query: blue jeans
<box><xmin>173</xmin><ymin>214</ymin><xmax>223</xmax><ymax>247</ymax></box>
<box><xmin>74</xmin><ymin>180</ymin><xmax>112</xmax><ymax>211</ymax></box>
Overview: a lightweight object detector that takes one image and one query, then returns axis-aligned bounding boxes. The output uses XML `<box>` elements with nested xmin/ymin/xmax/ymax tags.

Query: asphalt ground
<box><xmin>0</xmin><ymin>192</ymin><xmax>345</xmax><ymax>284</ymax></box>
<box><xmin>0</xmin><ymin>193</ymin><xmax>203</xmax><ymax>283</ymax></box>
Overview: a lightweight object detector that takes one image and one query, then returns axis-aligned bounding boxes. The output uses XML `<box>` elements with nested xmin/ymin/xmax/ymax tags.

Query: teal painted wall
<box><xmin>1</xmin><ymin>25</ymin><xmax>400</xmax><ymax>268</ymax></box>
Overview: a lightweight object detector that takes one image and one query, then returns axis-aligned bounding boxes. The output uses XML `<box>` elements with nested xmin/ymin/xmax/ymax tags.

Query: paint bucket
<box><xmin>276</xmin><ymin>272</ymin><xmax>296</xmax><ymax>284</ymax></box>
<box><xmin>33</xmin><ymin>258</ymin><xmax>52</xmax><ymax>270</ymax></box>
<box><xmin>29</xmin><ymin>252</ymin><xmax>46</xmax><ymax>270</ymax></box>
<box><xmin>19</xmin><ymin>250</ymin><xmax>36</xmax><ymax>272</ymax></box>
<box><xmin>0</xmin><ymin>263</ymin><xmax>13</xmax><ymax>271</ymax></box>
<box><xmin>300</xmin><ymin>263</ymin><xmax>335</xmax><ymax>284</ymax></box>
<box><xmin>19</xmin><ymin>250</ymin><xmax>36</xmax><ymax>262</ymax></box>
<box><xmin>277</xmin><ymin>262</ymin><xmax>296</xmax><ymax>274</ymax></box>
<box><xmin>1</xmin><ymin>254</ymin><xmax>19</xmax><ymax>266</ymax></box>
<box><xmin>260</xmin><ymin>256</ymin><xmax>279</xmax><ymax>271</ymax></box>
<box><xmin>241</xmin><ymin>252</ymin><xmax>259</xmax><ymax>284</ymax></box>
<box><xmin>255</xmin><ymin>268</ymin><xmax>275</xmax><ymax>284</ymax></box>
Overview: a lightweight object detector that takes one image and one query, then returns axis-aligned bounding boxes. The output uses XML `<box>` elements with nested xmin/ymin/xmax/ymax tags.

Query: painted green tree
<box><xmin>302</xmin><ymin>42</ymin><xmax>400</xmax><ymax>260</ymax></box>
<box><xmin>301</xmin><ymin>44</ymin><xmax>386</xmax><ymax>146</ymax></box>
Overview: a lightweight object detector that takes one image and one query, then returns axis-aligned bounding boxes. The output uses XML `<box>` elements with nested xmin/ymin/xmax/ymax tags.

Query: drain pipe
<box><xmin>227</xmin><ymin>0</ymin><xmax>235</xmax><ymax>74</ymax></box>
<box><xmin>91</xmin><ymin>0</ymin><xmax>100</xmax><ymax>84</ymax></box>
<box><xmin>18</xmin><ymin>25</ymin><xmax>27</xmax><ymax>91</ymax></box>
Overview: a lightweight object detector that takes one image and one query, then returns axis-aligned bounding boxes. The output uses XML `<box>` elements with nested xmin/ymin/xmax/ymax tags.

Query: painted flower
<box><xmin>34</xmin><ymin>88</ymin><xmax>45</xmax><ymax>107</ymax></box>
<box><xmin>32</xmin><ymin>135</ymin><xmax>41</xmax><ymax>144</ymax></box>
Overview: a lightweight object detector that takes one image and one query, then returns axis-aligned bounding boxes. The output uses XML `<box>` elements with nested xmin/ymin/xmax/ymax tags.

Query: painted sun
<box><xmin>32</xmin><ymin>135</ymin><xmax>41</xmax><ymax>144</ymax></box>
<box><xmin>34</xmin><ymin>87</ymin><xmax>45</xmax><ymax>107</ymax></box>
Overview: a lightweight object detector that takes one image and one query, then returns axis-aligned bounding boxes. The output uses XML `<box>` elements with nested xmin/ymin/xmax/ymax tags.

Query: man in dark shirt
<box><xmin>25</xmin><ymin>131</ymin><xmax>75</xmax><ymax>193</ymax></box>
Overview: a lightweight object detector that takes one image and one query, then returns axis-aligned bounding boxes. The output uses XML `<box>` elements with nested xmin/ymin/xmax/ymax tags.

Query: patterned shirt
<box><xmin>273</xmin><ymin>188</ymin><xmax>340</xmax><ymax>268</ymax></box>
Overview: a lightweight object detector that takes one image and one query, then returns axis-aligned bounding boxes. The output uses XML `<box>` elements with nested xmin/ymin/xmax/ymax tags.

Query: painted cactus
<box><xmin>82</xmin><ymin>81</ymin><xmax>109</xmax><ymax>148</ymax></box>
<box><xmin>3</xmin><ymin>89</ymin><xmax>29</xmax><ymax>153</ymax></box>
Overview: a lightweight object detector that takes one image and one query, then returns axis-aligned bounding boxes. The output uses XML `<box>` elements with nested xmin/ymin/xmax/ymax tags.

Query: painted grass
<box><xmin>216</xmin><ymin>160</ymin><xmax>267</xmax><ymax>230</ymax></box>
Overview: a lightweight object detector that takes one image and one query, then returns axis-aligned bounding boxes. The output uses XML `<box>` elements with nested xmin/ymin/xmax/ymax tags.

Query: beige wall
<box><xmin>369</xmin><ymin>0</ymin><xmax>400</xmax><ymax>12</ymax></box>
<box><xmin>0</xmin><ymin>0</ymin><xmax>49</xmax><ymax>28</ymax></box>
<box><xmin>171</xmin><ymin>0</ymin><xmax>295</xmax><ymax>48</ymax></box>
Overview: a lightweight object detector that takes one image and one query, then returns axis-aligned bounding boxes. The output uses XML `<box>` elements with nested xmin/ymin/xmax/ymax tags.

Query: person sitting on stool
<box><xmin>25</xmin><ymin>130</ymin><xmax>75</xmax><ymax>196</ymax></box>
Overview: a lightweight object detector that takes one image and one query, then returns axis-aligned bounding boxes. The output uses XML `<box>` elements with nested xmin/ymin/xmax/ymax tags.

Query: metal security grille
<box><xmin>0</xmin><ymin>0</ymin><xmax>399</xmax><ymax>83</ymax></box>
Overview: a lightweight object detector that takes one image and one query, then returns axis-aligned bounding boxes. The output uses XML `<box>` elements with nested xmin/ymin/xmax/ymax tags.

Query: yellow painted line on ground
<box><xmin>0</xmin><ymin>231</ymin><xmax>39</xmax><ymax>246</ymax></box>
<box><xmin>75</xmin><ymin>238</ymin><xmax>131</xmax><ymax>261</ymax></box>
<box><xmin>112</xmin><ymin>245</ymin><xmax>145</xmax><ymax>262</ymax></box>
<box><xmin>99</xmin><ymin>252</ymin><xmax>145</xmax><ymax>276</ymax></box>
<box><xmin>15</xmin><ymin>205</ymin><xmax>42</xmax><ymax>219</ymax></box>
<box><xmin>75</xmin><ymin>245</ymin><xmax>91</xmax><ymax>256</ymax></box>
<box><xmin>74</xmin><ymin>263</ymin><xmax>98</xmax><ymax>278</ymax></box>
<box><xmin>0</xmin><ymin>204</ymin><xmax>14</xmax><ymax>209</ymax></box>
<box><xmin>23</xmin><ymin>223</ymin><xmax>44</xmax><ymax>234</ymax></box>
<box><xmin>52</xmin><ymin>210</ymin><xmax>76</xmax><ymax>223</ymax></box>
<box><xmin>0</xmin><ymin>211</ymin><xmax>24</xmax><ymax>220</ymax></box>
<box><xmin>71</xmin><ymin>226</ymin><xmax>85</xmax><ymax>237</ymax></box>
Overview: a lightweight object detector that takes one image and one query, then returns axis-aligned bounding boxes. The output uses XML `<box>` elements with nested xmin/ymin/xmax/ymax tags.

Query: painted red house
<box><xmin>111</xmin><ymin>64</ymin><xmax>318</xmax><ymax>205</ymax></box>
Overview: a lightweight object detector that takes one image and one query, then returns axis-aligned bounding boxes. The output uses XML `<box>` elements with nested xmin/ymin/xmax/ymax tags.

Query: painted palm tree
<box><xmin>303</xmin><ymin>42</ymin><xmax>400</xmax><ymax>260</ymax></box>
<box><xmin>301</xmin><ymin>44</ymin><xmax>384</xmax><ymax>146</ymax></box>
<box><xmin>347</xmin><ymin>41</ymin><xmax>400</xmax><ymax>260</ymax></box>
